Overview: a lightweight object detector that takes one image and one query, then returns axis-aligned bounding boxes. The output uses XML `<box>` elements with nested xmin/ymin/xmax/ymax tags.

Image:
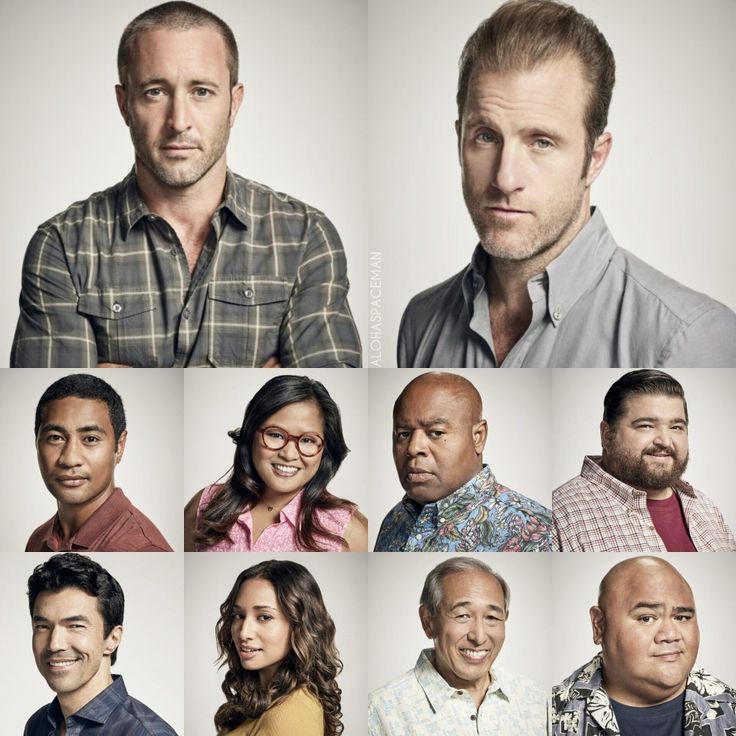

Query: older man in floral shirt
<box><xmin>552</xmin><ymin>557</ymin><xmax>736</xmax><ymax>735</ymax></box>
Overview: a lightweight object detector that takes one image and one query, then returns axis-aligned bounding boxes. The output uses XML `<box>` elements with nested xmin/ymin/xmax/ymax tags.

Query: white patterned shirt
<box><xmin>368</xmin><ymin>649</ymin><xmax>548</xmax><ymax>736</ymax></box>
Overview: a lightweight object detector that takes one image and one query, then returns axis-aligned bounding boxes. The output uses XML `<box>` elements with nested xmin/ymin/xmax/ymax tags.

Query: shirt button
<box><xmin>182</xmin><ymin>308</ymin><xmax>191</xmax><ymax>320</ymax></box>
<box><xmin>415</xmin><ymin>534</ymin><xmax>422</xmax><ymax>540</ymax></box>
<box><xmin>243</xmin><ymin>287</ymin><xmax>254</xmax><ymax>299</ymax></box>
<box><xmin>147</xmin><ymin>215</ymin><xmax>156</xmax><ymax>222</ymax></box>
<box><xmin>470</xmin><ymin>714</ymin><xmax>477</xmax><ymax>721</ymax></box>
<box><xmin>439</xmin><ymin>517</ymin><xmax>446</xmax><ymax>523</ymax></box>
<box><xmin>552</xmin><ymin>305</ymin><xmax>562</xmax><ymax>321</ymax></box>
<box><xmin>112</xmin><ymin>303</ymin><xmax>123</xmax><ymax>313</ymax></box>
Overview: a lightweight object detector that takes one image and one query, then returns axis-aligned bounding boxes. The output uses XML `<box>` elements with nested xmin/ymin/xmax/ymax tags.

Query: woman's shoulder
<box><xmin>198</xmin><ymin>483</ymin><xmax>225</xmax><ymax>509</ymax></box>
<box><xmin>260</xmin><ymin>688</ymin><xmax>323</xmax><ymax>732</ymax></box>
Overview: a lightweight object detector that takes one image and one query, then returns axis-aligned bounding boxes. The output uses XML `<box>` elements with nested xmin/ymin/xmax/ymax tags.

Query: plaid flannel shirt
<box><xmin>553</xmin><ymin>456</ymin><xmax>736</xmax><ymax>551</ymax></box>
<box><xmin>11</xmin><ymin>169</ymin><xmax>361</xmax><ymax>367</ymax></box>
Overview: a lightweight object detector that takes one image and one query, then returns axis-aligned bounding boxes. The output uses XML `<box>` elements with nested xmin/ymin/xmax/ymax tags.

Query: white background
<box><xmin>550</xmin><ymin>368</ymin><xmax>736</xmax><ymax>534</ymax></box>
<box><xmin>0</xmin><ymin>368</ymin><xmax>183</xmax><ymax>551</ymax></box>
<box><xmin>368</xmin><ymin>369</ymin><xmax>554</xmax><ymax>550</ymax></box>
<box><xmin>368</xmin><ymin>552</ymin><xmax>553</xmax><ymax>690</ymax></box>
<box><xmin>181</xmin><ymin>368</ymin><xmax>370</xmax><ymax>517</ymax></box>
<box><xmin>367</xmin><ymin>0</ymin><xmax>736</xmax><ymax>364</ymax></box>
<box><xmin>3</xmin><ymin>552</ymin><xmax>184</xmax><ymax>734</ymax></box>
<box><xmin>0</xmin><ymin>0</ymin><xmax>368</xmax><ymax>362</ymax></box>
<box><xmin>551</xmin><ymin>552</ymin><xmax>736</xmax><ymax>686</ymax></box>
<box><xmin>185</xmin><ymin>552</ymin><xmax>368</xmax><ymax>736</ymax></box>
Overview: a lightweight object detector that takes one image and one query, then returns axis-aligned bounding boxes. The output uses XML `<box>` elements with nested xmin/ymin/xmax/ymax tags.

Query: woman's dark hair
<box><xmin>214</xmin><ymin>560</ymin><xmax>343</xmax><ymax>735</ymax></box>
<box><xmin>27</xmin><ymin>553</ymin><xmax>125</xmax><ymax>665</ymax></box>
<box><xmin>195</xmin><ymin>375</ymin><xmax>354</xmax><ymax>551</ymax></box>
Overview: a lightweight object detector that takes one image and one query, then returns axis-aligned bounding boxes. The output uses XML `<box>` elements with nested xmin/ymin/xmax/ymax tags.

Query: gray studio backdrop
<box><xmin>549</xmin><ymin>368</ymin><xmax>736</xmax><ymax>535</ymax></box>
<box><xmin>551</xmin><ymin>552</ymin><xmax>736</xmax><ymax>688</ymax></box>
<box><xmin>182</xmin><ymin>368</ymin><xmax>370</xmax><ymax>531</ymax></box>
<box><xmin>185</xmin><ymin>552</ymin><xmax>368</xmax><ymax>736</ymax></box>
<box><xmin>0</xmin><ymin>0</ymin><xmax>368</xmax><ymax>362</ymax></box>
<box><xmin>3</xmin><ymin>552</ymin><xmax>184</xmax><ymax>734</ymax></box>
<box><xmin>0</xmin><ymin>368</ymin><xmax>183</xmax><ymax>551</ymax></box>
<box><xmin>368</xmin><ymin>0</ymin><xmax>736</xmax><ymax>363</ymax></box>
<box><xmin>368</xmin><ymin>368</ymin><xmax>554</xmax><ymax>550</ymax></box>
<box><xmin>367</xmin><ymin>552</ymin><xmax>553</xmax><ymax>692</ymax></box>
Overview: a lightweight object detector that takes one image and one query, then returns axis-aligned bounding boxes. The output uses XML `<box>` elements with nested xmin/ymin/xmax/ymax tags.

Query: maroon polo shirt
<box><xmin>25</xmin><ymin>487</ymin><xmax>173</xmax><ymax>552</ymax></box>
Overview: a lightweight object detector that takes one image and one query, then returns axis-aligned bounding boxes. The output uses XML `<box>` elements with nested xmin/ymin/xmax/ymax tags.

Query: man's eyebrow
<box><xmin>32</xmin><ymin>614</ymin><xmax>92</xmax><ymax>624</ymax></box>
<box><xmin>394</xmin><ymin>418</ymin><xmax>451</xmax><ymax>428</ymax></box>
<box><xmin>39</xmin><ymin>423</ymin><xmax>67</xmax><ymax>434</ymax></box>
<box><xmin>630</xmin><ymin>601</ymin><xmax>664</xmax><ymax>611</ymax></box>
<box><xmin>76</xmin><ymin>424</ymin><xmax>107</xmax><ymax>434</ymax></box>
<box><xmin>631</xmin><ymin>415</ymin><xmax>688</xmax><ymax>424</ymax></box>
<box><xmin>136</xmin><ymin>77</ymin><xmax>221</xmax><ymax>90</ymax></box>
<box><xmin>449</xmin><ymin>600</ymin><xmax>505</xmax><ymax>614</ymax></box>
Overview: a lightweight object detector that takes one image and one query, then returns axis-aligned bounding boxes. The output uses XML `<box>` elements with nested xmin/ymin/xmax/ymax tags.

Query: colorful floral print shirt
<box><xmin>374</xmin><ymin>465</ymin><xmax>553</xmax><ymax>551</ymax></box>
<box><xmin>552</xmin><ymin>653</ymin><xmax>736</xmax><ymax>736</ymax></box>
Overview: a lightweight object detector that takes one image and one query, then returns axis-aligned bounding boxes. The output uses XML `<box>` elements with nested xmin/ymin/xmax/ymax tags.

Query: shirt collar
<box><xmin>402</xmin><ymin>465</ymin><xmax>495</xmax><ymax>520</ymax></box>
<box><xmin>236</xmin><ymin>490</ymin><xmax>304</xmax><ymax>534</ymax></box>
<box><xmin>43</xmin><ymin>488</ymin><xmax>130</xmax><ymax>550</ymax></box>
<box><xmin>414</xmin><ymin>648</ymin><xmax>511</xmax><ymax>714</ymax></box>
<box><xmin>47</xmin><ymin>674</ymin><xmax>127</xmax><ymax>727</ymax></box>
<box><xmin>581</xmin><ymin>455</ymin><xmax>697</xmax><ymax>509</ymax></box>
<box><xmin>118</xmin><ymin>167</ymin><xmax>249</xmax><ymax>239</ymax></box>
<box><xmin>462</xmin><ymin>208</ymin><xmax>617</xmax><ymax>327</ymax></box>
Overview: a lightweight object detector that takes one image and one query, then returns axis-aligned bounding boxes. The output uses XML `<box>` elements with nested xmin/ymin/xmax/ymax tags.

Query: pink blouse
<box><xmin>195</xmin><ymin>485</ymin><xmax>353</xmax><ymax>552</ymax></box>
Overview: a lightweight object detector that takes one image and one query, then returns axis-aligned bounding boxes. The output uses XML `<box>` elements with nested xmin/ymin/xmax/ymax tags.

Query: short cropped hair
<box><xmin>34</xmin><ymin>374</ymin><xmax>127</xmax><ymax>443</ymax></box>
<box><xmin>420</xmin><ymin>556</ymin><xmax>510</xmax><ymax>617</ymax></box>
<box><xmin>27</xmin><ymin>553</ymin><xmax>125</xmax><ymax>665</ymax></box>
<box><xmin>118</xmin><ymin>1</ymin><xmax>239</xmax><ymax>88</ymax></box>
<box><xmin>457</xmin><ymin>0</ymin><xmax>615</xmax><ymax>162</ymax></box>
<box><xmin>603</xmin><ymin>369</ymin><xmax>689</xmax><ymax>427</ymax></box>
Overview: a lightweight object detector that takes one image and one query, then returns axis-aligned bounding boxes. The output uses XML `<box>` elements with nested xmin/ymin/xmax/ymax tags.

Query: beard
<box><xmin>602</xmin><ymin>444</ymin><xmax>689</xmax><ymax>492</ymax></box>
<box><xmin>462</xmin><ymin>178</ymin><xmax>587</xmax><ymax>263</ymax></box>
<box><xmin>129</xmin><ymin>118</ymin><xmax>231</xmax><ymax>189</ymax></box>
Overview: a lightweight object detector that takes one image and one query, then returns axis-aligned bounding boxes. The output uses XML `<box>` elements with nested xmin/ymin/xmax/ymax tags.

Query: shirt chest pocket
<box><xmin>205</xmin><ymin>278</ymin><xmax>293</xmax><ymax>366</ymax></box>
<box><xmin>77</xmin><ymin>292</ymin><xmax>159</xmax><ymax>366</ymax></box>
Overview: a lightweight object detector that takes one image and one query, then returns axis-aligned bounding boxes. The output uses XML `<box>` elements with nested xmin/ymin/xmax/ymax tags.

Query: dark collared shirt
<box><xmin>25</xmin><ymin>487</ymin><xmax>173</xmax><ymax>552</ymax></box>
<box><xmin>374</xmin><ymin>465</ymin><xmax>553</xmax><ymax>551</ymax></box>
<box><xmin>12</xmin><ymin>170</ymin><xmax>361</xmax><ymax>367</ymax></box>
<box><xmin>398</xmin><ymin>208</ymin><xmax>736</xmax><ymax>367</ymax></box>
<box><xmin>24</xmin><ymin>675</ymin><xmax>178</xmax><ymax>735</ymax></box>
<box><xmin>552</xmin><ymin>653</ymin><xmax>736</xmax><ymax>735</ymax></box>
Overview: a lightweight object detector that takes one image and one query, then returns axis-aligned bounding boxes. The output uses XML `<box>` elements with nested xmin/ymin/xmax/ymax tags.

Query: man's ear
<box><xmin>590</xmin><ymin>606</ymin><xmax>605</xmax><ymax>645</ymax></box>
<box><xmin>473</xmin><ymin>419</ymin><xmax>488</xmax><ymax>457</ymax></box>
<box><xmin>229</xmin><ymin>83</ymin><xmax>245</xmax><ymax>127</ymax></box>
<box><xmin>600</xmin><ymin>420</ymin><xmax>611</xmax><ymax>452</ymax></box>
<box><xmin>419</xmin><ymin>606</ymin><xmax>435</xmax><ymax>640</ymax></box>
<box><xmin>584</xmin><ymin>131</ymin><xmax>612</xmax><ymax>187</ymax></box>
<box><xmin>114</xmin><ymin>430</ymin><xmax>128</xmax><ymax>465</ymax></box>
<box><xmin>104</xmin><ymin>625</ymin><xmax>123</xmax><ymax>658</ymax></box>
<box><xmin>115</xmin><ymin>85</ymin><xmax>130</xmax><ymax>126</ymax></box>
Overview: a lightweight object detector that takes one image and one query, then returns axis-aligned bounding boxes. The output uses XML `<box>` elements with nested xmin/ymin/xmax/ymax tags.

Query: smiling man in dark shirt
<box><xmin>26</xmin><ymin>373</ymin><xmax>172</xmax><ymax>552</ymax></box>
<box><xmin>25</xmin><ymin>553</ymin><xmax>177</xmax><ymax>735</ymax></box>
<box><xmin>11</xmin><ymin>1</ymin><xmax>360</xmax><ymax>368</ymax></box>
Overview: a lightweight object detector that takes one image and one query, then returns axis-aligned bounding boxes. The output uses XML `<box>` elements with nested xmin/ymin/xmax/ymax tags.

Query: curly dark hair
<box><xmin>195</xmin><ymin>375</ymin><xmax>355</xmax><ymax>551</ymax></box>
<box><xmin>214</xmin><ymin>560</ymin><xmax>343</xmax><ymax>735</ymax></box>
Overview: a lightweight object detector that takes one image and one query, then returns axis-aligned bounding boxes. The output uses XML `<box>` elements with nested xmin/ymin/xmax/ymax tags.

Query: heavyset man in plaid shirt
<box><xmin>11</xmin><ymin>2</ymin><xmax>361</xmax><ymax>368</ymax></box>
<box><xmin>553</xmin><ymin>370</ymin><xmax>736</xmax><ymax>552</ymax></box>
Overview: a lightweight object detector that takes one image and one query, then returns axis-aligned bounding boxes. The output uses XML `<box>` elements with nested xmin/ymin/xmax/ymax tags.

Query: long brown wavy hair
<box><xmin>194</xmin><ymin>375</ymin><xmax>355</xmax><ymax>551</ymax></box>
<box><xmin>214</xmin><ymin>560</ymin><xmax>344</xmax><ymax>735</ymax></box>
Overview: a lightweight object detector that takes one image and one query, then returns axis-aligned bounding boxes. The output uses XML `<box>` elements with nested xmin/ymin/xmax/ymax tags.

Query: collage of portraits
<box><xmin>1</xmin><ymin>0</ymin><xmax>735</xmax><ymax>735</ymax></box>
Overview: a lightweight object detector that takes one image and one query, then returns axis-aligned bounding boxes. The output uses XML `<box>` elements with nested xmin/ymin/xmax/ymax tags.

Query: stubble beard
<box><xmin>602</xmin><ymin>444</ymin><xmax>689</xmax><ymax>492</ymax></box>
<box><xmin>130</xmin><ymin>116</ymin><xmax>231</xmax><ymax>189</ymax></box>
<box><xmin>464</xmin><ymin>179</ymin><xmax>587</xmax><ymax>264</ymax></box>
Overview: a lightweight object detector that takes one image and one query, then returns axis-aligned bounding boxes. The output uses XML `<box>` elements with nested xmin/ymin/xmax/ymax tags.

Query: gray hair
<box><xmin>117</xmin><ymin>1</ymin><xmax>239</xmax><ymax>88</ymax></box>
<box><xmin>419</xmin><ymin>557</ymin><xmax>510</xmax><ymax>616</ymax></box>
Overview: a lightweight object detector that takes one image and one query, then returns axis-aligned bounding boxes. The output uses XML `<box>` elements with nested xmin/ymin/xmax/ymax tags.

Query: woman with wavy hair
<box><xmin>215</xmin><ymin>560</ymin><xmax>343</xmax><ymax>736</ymax></box>
<box><xmin>184</xmin><ymin>375</ymin><xmax>367</xmax><ymax>551</ymax></box>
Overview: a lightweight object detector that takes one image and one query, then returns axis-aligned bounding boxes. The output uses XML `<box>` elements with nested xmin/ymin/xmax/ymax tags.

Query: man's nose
<box><xmin>491</xmin><ymin>141</ymin><xmax>525</xmax><ymax>196</ymax></box>
<box><xmin>167</xmin><ymin>91</ymin><xmax>192</xmax><ymax>133</ymax></box>
<box><xmin>406</xmin><ymin>430</ymin><xmax>428</xmax><ymax>456</ymax></box>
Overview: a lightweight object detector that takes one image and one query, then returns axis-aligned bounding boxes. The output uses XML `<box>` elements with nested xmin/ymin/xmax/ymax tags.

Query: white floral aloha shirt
<box><xmin>552</xmin><ymin>653</ymin><xmax>736</xmax><ymax>736</ymax></box>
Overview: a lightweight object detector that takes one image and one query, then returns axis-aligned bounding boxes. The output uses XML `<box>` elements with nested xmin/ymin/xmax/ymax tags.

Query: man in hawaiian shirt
<box><xmin>373</xmin><ymin>371</ymin><xmax>552</xmax><ymax>551</ymax></box>
<box><xmin>552</xmin><ymin>556</ymin><xmax>736</xmax><ymax>735</ymax></box>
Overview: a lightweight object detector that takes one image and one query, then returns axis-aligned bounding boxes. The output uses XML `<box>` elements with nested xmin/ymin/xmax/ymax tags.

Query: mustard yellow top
<box><xmin>225</xmin><ymin>688</ymin><xmax>324</xmax><ymax>736</ymax></box>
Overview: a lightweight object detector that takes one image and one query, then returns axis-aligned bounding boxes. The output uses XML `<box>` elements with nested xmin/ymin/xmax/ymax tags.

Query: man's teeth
<box><xmin>460</xmin><ymin>649</ymin><xmax>488</xmax><ymax>660</ymax></box>
<box><xmin>48</xmin><ymin>659</ymin><xmax>76</xmax><ymax>667</ymax></box>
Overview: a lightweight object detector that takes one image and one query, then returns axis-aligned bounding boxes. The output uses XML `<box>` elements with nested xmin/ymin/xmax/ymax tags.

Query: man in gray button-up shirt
<box><xmin>398</xmin><ymin>0</ymin><xmax>736</xmax><ymax>368</ymax></box>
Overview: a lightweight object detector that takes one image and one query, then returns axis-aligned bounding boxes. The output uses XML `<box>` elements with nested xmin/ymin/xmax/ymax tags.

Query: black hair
<box><xmin>603</xmin><ymin>369</ymin><xmax>688</xmax><ymax>426</ymax></box>
<box><xmin>27</xmin><ymin>553</ymin><xmax>125</xmax><ymax>665</ymax></box>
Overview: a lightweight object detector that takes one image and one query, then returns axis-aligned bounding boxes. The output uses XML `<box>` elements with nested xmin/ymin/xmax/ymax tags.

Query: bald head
<box><xmin>394</xmin><ymin>372</ymin><xmax>483</xmax><ymax>422</ymax></box>
<box><xmin>393</xmin><ymin>372</ymin><xmax>487</xmax><ymax>504</ymax></box>
<box><xmin>590</xmin><ymin>556</ymin><xmax>699</xmax><ymax>707</ymax></box>
<box><xmin>597</xmin><ymin>556</ymin><xmax>693</xmax><ymax>611</ymax></box>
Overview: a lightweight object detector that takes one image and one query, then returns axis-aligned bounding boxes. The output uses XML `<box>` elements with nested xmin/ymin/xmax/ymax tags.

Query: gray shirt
<box><xmin>397</xmin><ymin>209</ymin><xmax>736</xmax><ymax>367</ymax></box>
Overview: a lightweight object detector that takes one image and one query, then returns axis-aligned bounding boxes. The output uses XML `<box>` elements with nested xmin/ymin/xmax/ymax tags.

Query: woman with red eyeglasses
<box><xmin>184</xmin><ymin>375</ymin><xmax>367</xmax><ymax>551</ymax></box>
